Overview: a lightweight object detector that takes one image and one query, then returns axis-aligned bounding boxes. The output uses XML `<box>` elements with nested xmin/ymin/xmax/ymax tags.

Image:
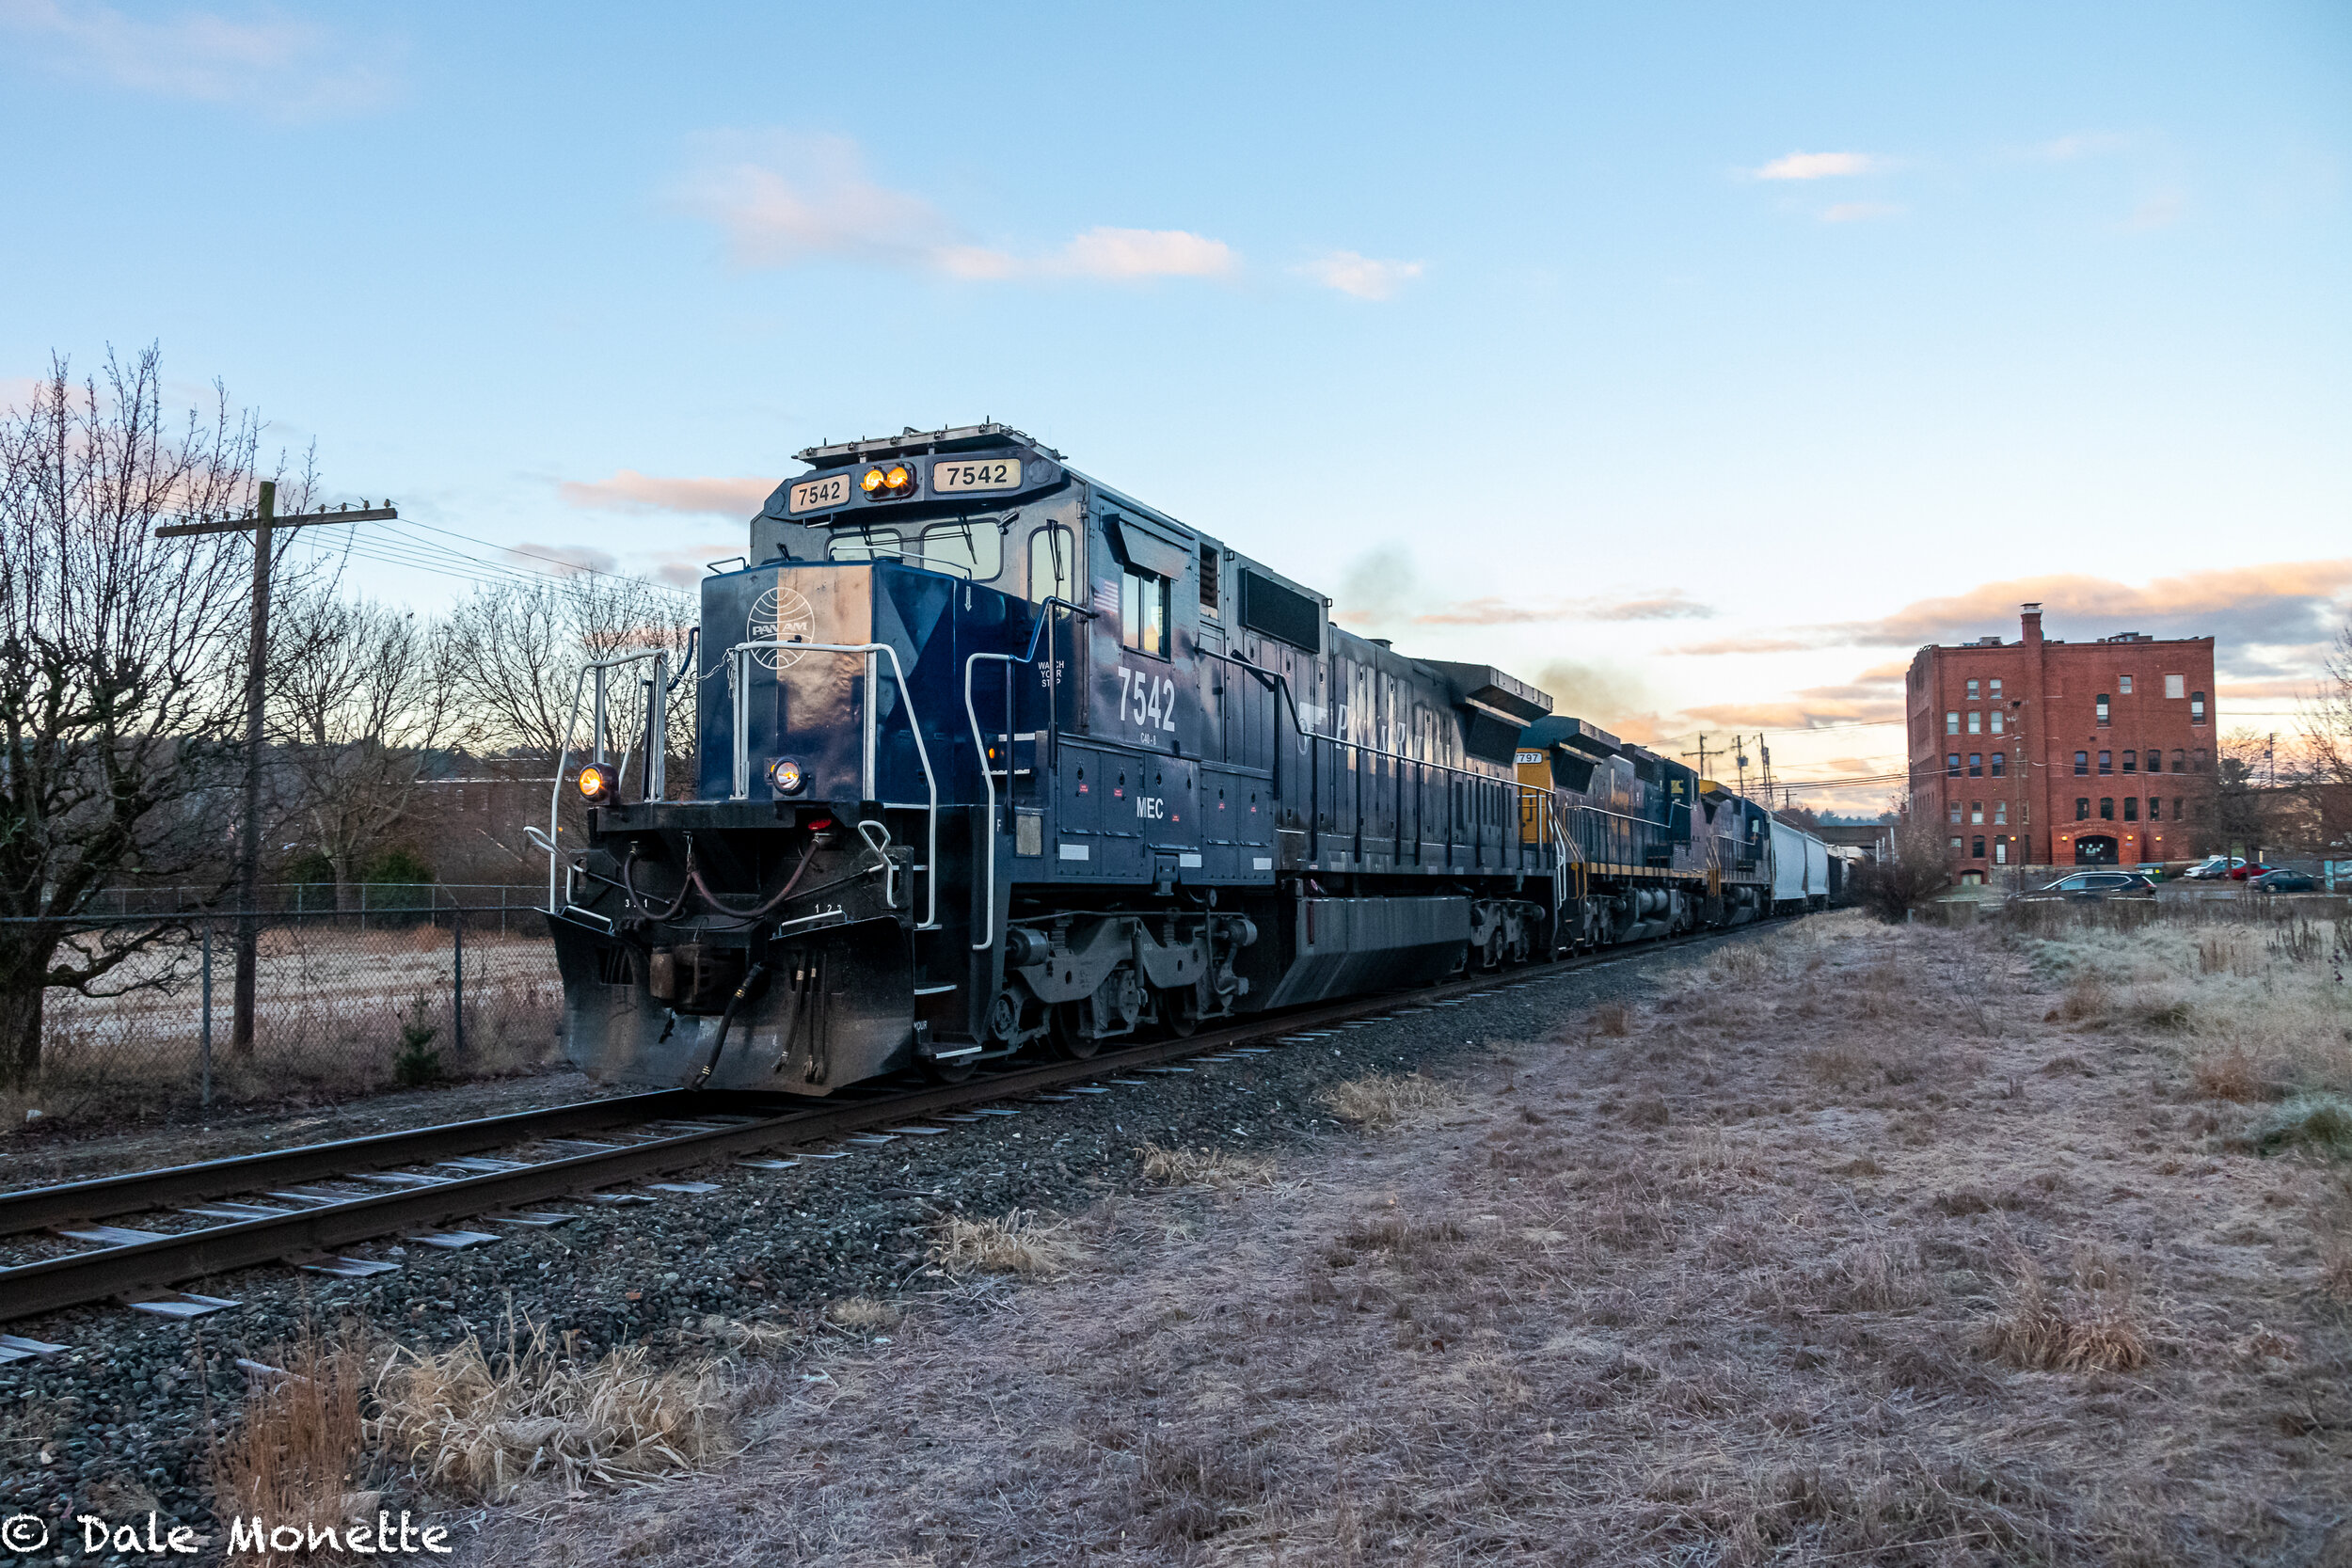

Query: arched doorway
<box><xmin>2074</xmin><ymin>835</ymin><xmax>2118</xmax><ymax>865</ymax></box>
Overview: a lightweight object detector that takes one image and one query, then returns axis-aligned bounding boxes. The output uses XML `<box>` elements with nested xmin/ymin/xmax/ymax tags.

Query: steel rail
<box><xmin>0</xmin><ymin>924</ymin><xmax>1763</xmax><ymax>1327</ymax></box>
<box><xmin>0</xmin><ymin>1090</ymin><xmax>705</xmax><ymax>1239</ymax></box>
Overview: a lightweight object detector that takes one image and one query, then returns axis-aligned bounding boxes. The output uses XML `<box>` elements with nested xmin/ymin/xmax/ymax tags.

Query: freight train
<box><xmin>540</xmin><ymin>425</ymin><xmax>1830</xmax><ymax>1094</ymax></box>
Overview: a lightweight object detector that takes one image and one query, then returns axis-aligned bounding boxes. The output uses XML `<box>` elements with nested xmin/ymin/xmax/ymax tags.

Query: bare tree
<box><xmin>446</xmin><ymin>572</ymin><xmax>693</xmax><ymax>763</ymax></box>
<box><xmin>271</xmin><ymin>583</ymin><xmax>461</xmax><ymax>909</ymax></box>
<box><xmin>0</xmin><ymin>348</ymin><xmax>310</xmax><ymax>1085</ymax></box>
<box><xmin>2210</xmin><ymin>728</ymin><xmax>2273</xmax><ymax>863</ymax></box>
<box><xmin>2303</xmin><ymin>620</ymin><xmax>2352</xmax><ymax>790</ymax></box>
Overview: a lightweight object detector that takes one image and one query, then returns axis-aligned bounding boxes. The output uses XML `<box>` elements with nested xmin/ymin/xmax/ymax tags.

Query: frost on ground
<box><xmin>458</xmin><ymin>911</ymin><xmax>2350</xmax><ymax>1566</ymax></box>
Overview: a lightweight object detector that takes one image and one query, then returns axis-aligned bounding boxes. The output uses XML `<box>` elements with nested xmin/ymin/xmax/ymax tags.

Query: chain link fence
<box><xmin>3</xmin><ymin>896</ymin><xmax>564</xmax><ymax>1127</ymax></box>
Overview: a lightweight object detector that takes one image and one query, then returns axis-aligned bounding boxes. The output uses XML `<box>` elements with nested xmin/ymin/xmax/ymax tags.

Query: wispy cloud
<box><xmin>1362</xmin><ymin>591</ymin><xmax>1715</xmax><ymax>627</ymax></box>
<box><xmin>678</xmin><ymin>133</ymin><xmax>1235</xmax><ymax>282</ymax></box>
<box><xmin>1820</xmin><ymin>562</ymin><xmax>2352</xmax><ymax>651</ymax></box>
<box><xmin>2126</xmin><ymin>186</ymin><xmax>2186</xmax><ymax>230</ymax></box>
<box><xmin>1669</xmin><ymin>563</ymin><xmax>2352</xmax><ymax>676</ymax></box>
<box><xmin>1753</xmin><ymin>150</ymin><xmax>1884</xmax><ymax>181</ymax></box>
<box><xmin>1295</xmin><ymin>251</ymin><xmax>1426</xmax><ymax>301</ymax></box>
<box><xmin>1822</xmin><ymin>201</ymin><xmax>1902</xmax><ymax>224</ymax></box>
<box><xmin>1667</xmin><ymin>635</ymin><xmax>1817</xmax><ymax>657</ymax></box>
<box><xmin>559</xmin><ymin>469</ymin><xmax>776</xmax><ymax>517</ymax></box>
<box><xmin>0</xmin><ymin>0</ymin><xmax>397</xmax><ymax>117</ymax></box>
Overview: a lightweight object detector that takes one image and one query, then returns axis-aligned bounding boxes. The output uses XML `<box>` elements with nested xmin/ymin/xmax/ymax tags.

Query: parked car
<box><xmin>2248</xmin><ymin>869</ymin><xmax>2320</xmax><ymax>893</ymax></box>
<box><xmin>2182</xmin><ymin>856</ymin><xmax>2247</xmax><ymax>880</ymax></box>
<box><xmin>2228</xmin><ymin>863</ymin><xmax>2278</xmax><ymax>882</ymax></box>
<box><xmin>2010</xmin><ymin>870</ymin><xmax>2160</xmax><ymax>903</ymax></box>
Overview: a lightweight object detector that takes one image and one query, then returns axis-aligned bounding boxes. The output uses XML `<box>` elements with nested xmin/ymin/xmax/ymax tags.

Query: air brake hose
<box><xmin>691</xmin><ymin>961</ymin><xmax>770</xmax><ymax>1090</ymax></box>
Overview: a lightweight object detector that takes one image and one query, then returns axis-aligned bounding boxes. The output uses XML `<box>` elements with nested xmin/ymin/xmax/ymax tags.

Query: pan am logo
<box><xmin>749</xmin><ymin>584</ymin><xmax>818</xmax><ymax>670</ymax></box>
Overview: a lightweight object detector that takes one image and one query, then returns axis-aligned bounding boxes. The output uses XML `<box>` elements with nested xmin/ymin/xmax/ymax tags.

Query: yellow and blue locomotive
<box><xmin>542</xmin><ymin>425</ymin><xmax>1825</xmax><ymax>1094</ymax></box>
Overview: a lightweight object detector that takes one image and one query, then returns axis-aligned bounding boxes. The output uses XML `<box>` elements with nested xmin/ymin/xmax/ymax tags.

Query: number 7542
<box><xmin>1118</xmin><ymin>666</ymin><xmax>1179</xmax><ymax>732</ymax></box>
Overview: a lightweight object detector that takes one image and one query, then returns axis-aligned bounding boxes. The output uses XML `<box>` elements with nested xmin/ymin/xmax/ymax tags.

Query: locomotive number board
<box><xmin>932</xmin><ymin>456</ymin><xmax>1022</xmax><ymax>494</ymax></box>
<box><xmin>788</xmin><ymin>473</ymin><xmax>854</xmax><ymax>513</ymax></box>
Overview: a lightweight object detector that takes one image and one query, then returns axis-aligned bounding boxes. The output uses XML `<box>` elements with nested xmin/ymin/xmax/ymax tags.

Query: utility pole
<box><xmin>1734</xmin><ymin>735</ymin><xmax>1751</xmax><ymax>800</ymax></box>
<box><xmin>156</xmin><ymin>489</ymin><xmax>398</xmax><ymax>1051</ymax></box>
<box><xmin>1678</xmin><ymin>733</ymin><xmax>1711</xmax><ymax>781</ymax></box>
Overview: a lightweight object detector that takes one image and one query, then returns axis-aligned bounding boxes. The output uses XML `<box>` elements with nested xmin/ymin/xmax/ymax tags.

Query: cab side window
<box><xmin>1027</xmin><ymin>525</ymin><xmax>1076</xmax><ymax>605</ymax></box>
<box><xmin>1120</xmin><ymin>567</ymin><xmax>1169</xmax><ymax>658</ymax></box>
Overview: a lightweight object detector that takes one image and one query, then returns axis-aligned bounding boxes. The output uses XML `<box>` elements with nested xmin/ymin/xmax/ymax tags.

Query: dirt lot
<box><xmin>429</xmin><ymin>911</ymin><xmax>2350</xmax><ymax>1566</ymax></box>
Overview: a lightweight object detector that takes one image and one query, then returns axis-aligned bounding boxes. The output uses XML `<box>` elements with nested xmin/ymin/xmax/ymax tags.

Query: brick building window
<box><xmin>1994</xmin><ymin>838</ymin><xmax>2009</xmax><ymax>864</ymax></box>
<box><xmin>1991</xmin><ymin>712</ymin><xmax>2004</xmax><ymax>734</ymax></box>
<box><xmin>2074</xmin><ymin>752</ymin><xmax>2089</xmax><ymax>775</ymax></box>
<box><xmin>1990</xmin><ymin>678</ymin><xmax>2002</xmax><ymax>697</ymax></box>
<box><xmin>2075</xmin><ymin>798</ymin><xmax>2090</xmax><ymax>820</ymax></box>
<box><xmin>2149</xmin><ymin>796</ymin><xmax>2163</xmax><ymax>820</ymax></box>
<box><xmin>1966</xmin><ymin>679</ymin><xmax>1979</xmax><ymax>698</ymax></box>
<box><xmin>2122</xmin><ymin>751</ymin><xmax>2136</xmax><ymax>774</ymax></box>
<box><xmin>1970</xmin><ymin>802</ymin><xmax>1983</xmax><ymax>824</ymax></box>
<box><xmin>1990</xmin><ymin>753</ymin><xmax>2005</xmax><ymax>777</ymax></box>
<box><xmin>1972</xmin><ymin>836</ymin><xmax>1986</xmax><ymax>859</ymax></box>
<box><xmin>1947</xmin><ymin>711</ymin><xmax>1959</xmax><ymax>735</ymax></box>
<box><xmin>2119</xmin><ymin>675</ymin><xmax>2134</xmax><ymax>694</ymax></box>
<box><xmin>2192</xmin><ymin>748</ymin><xmax>2208</xmax><ymax>772</ymax></box>
<box><xmin>2190</xmin><ymin>691</ymin><xmax>2205</xmax><ymax>724</ymax></box>
<box><xmin>1969</xmin><ymin>752</ymin><xmax>1982</xmax><ymax>777</ymax></box>
<box><xmin>2123</xmin><ymin>798</ymin><xmax>2138</xmax><ymax>821</ymax></box>
<box><xmin>2098</xmin><ymin>751</ymin><xmax>2112</xmax><ymax>775</ymax></box>
<box><xmin>2145</xmin><ymin>750</ymin><xmax>2160</xmax><ymax>773</ymax></box>
<box><xmin>2097</xmin><ymin>694</ymin><xmax>2110</xmax><ymax>725</ymax></box>
<box><xmin>1994</xmin><ymin>800</ymin><xmax>2008</xmax><ymax>824</ymax></box>
<box><xmin>2165</xmin><ymin>674</ymin><xmax>2185</xmax><ymax>699</ymax></box>
<box><xmin>2170</xmin><ymin>748</ymin><xmax>2184</xmax><ymax>772</ymax></box>
<box><xmin>1967</xmin><ymin>711</ymin><xmax>1981</xmax><ymax>735</ymax></box>
<box><xmin>1948</xmin><ymin>800</ymin><xmax>1963</xmax><ymax>824</ymax></box>
<box><xmin>1949</xmin><ymin>836</ymin><xmax>1963</xmax><ymax>852</ymax></box>
<box><xmin>2099</xmin><ymin>798</ymin><xmax>2114</xmax><ymax>820</ymax></box>
<box><xmin>1947</xmin><ymin>753</ymin><xmax>1961</xmax><ymax>777</ymax></box>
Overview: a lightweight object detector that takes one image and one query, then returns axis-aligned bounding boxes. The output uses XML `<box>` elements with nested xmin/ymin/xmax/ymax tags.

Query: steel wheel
<box><xmin>1046</xmin><ymin>1000</ymin><xmax>1101</xmax><ymax>1060</ymax></box>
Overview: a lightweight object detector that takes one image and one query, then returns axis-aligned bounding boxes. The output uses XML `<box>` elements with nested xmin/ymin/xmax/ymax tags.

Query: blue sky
<box><xmin>3</xmin><ymin>1</ymin><xmax>2346</xmax><ymax>806</ymax></box>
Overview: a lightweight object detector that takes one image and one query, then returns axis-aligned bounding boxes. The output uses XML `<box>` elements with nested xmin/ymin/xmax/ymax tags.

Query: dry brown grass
<box><xmin>207</xmin><ymin>1326</ymin><xmax>373</xmax><ymax>1560</ymax></box>
<box><xmin>1136</xmin><ymin>1141</ymin><xmax>1278</xmax><ymax>1188</ymax></box>
<box><xmin>1319</xmin><ymin>1069</ymin><xmax>1458</xmax><ymax>1128</ymax></box>
<box><xmin>1590</xmin><ymin>1000</ymin><xmax>1632</xmax><ymax>1037</ymax></box>
<box><xmin>373</xmin><ymin>1317</ymin><xmax>739</xmax><ymax>1500</ymax></box>
<box><xmin>2191</xmin><ymin>1045</ymin><xmax>2269</xmax><ymax>1102</ymax></box>
<box><xmin>823</xmin><ymin>1297</ymin><xmax>901</xmax><ymax>1331</ymax></box>
<box><xmin>928</xmin><ymin>1208</ymin><xmax>1084</xmax><ymax>1276</ymax></box>
<box><xmin>1979</xmin><ymin>1243</ymin><xmax>2155</xmax><ymax>1372</ymax></box>
<box><xmin>470</xmin><ymin>911</ymin><xmax>2352</xmax><ymax>1567</ymax></box>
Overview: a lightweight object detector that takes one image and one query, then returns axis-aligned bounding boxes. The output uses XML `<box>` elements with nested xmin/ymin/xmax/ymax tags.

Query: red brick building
<box><xmin>1906</xmin><ymin>606</ymin><xmax>2217</xmax><ymax>875</ymax></box>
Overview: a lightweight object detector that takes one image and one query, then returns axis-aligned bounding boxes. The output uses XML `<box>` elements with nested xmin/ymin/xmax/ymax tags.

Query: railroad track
<box><xmin>0</xmin><ymin>927</ymin><xmax>1752</xmax><ymax>1333</ymax></box>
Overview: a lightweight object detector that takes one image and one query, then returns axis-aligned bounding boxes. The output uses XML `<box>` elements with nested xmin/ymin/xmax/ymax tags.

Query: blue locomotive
<box><xmin>542</xmin><ymin>425</ymin><xmax>1827</xmax><ymax>1094</ymax></box>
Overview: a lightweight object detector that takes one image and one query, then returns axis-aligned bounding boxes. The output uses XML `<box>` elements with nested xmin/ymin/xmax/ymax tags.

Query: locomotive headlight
<box><xmin>883</xmin><ymin>464</ymin><xmax>912</xmax><ymax>490</ymax></box>
<box><xmin>577</xmin><ymin>764</ymin><xmax>612</xmax><ymax>802</ymax></box>
<box><xmin>766</xmin><ymin>755</ymin><xmax>806</xmax><ymax>796</ymax></box>
<box><xmin>859</xmin><ymin>464</ymin><xmax>916</xmax><ymax>498</ymax></box>
<box><xmin>860</xmin><ymin>467</ymin><xmax>885</xmax><ymax>494</ymax></box>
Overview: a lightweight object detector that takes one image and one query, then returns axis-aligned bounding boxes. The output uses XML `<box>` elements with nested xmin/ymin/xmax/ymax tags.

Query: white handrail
<box><xmin>963</xmin><ymin>651</ymin><xmax>1016</xmax><ymax>951</ymax></box>
<box><xmin>725</xmin><ymin>639</ymin><xmax>939</xmax><ymax>932</ymax></box>
<box><xmin>544</xmin><ymin>649</ymin><xmax>672</xmax><ymax>913</ymax></box>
